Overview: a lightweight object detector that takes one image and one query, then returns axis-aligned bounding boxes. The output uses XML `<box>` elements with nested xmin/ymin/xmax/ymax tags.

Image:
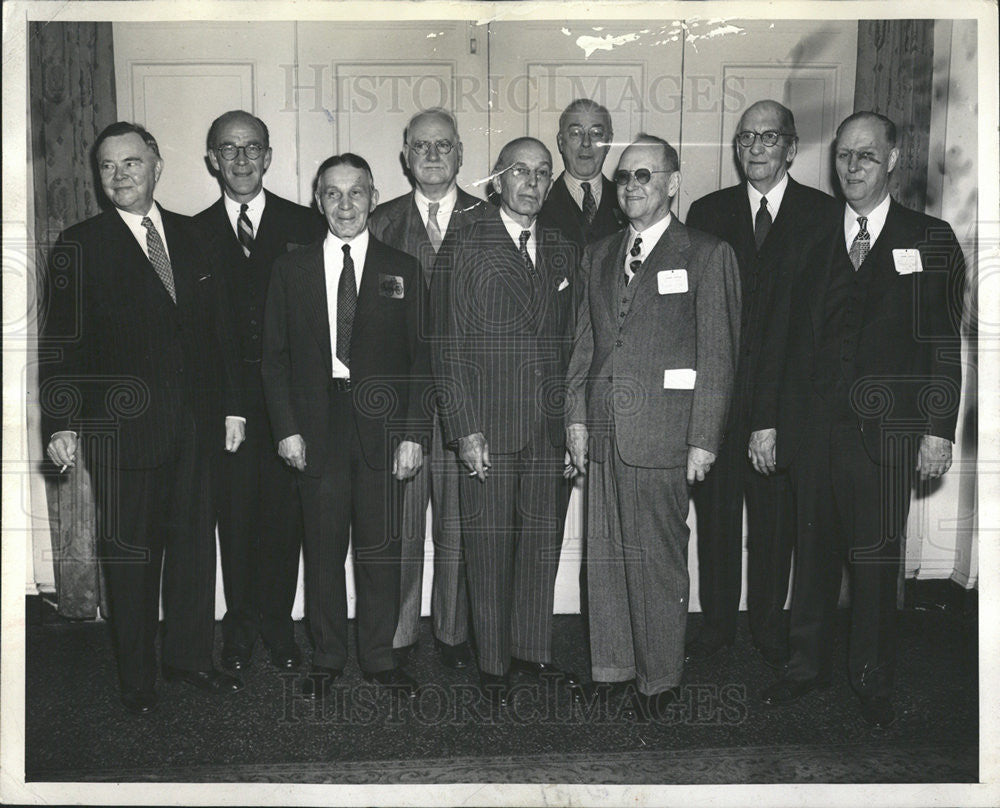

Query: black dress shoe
<box><xmin>121</xmin><ymin>688</ymin><xmax>158</xmax><ymax>715</ymax></box>
<box><xmin>509</xmin><ymin>658</ymin><xmax>581</xmax><ymax>687</ymax></box>
<box><xmin>435</xmin><ymin>638</ymin><xmax>473</xmax><ymax>670</ymax></box>
<box><xmin>760</xmin><ymin>677</ymin><xmax>826</xmax><ymax>706</ymax></box>
<box><xmin>301</xmin><ymin>664</ymin><xmax>344</xmax><ymax>698</ymax></box>
<box><xmin>221</xmin><ymin>643</ymin><xmax>253</xmax><ymax>672</ymax></box>
<box><xmin>757</xmin><ymin>645</ymin><xmax>790</xmax><ymax>671</ymax></box>
<box><xmin>478</xmin><ymin>671</ymin><xmax>510</xmax><ymax>709</ymax></box>
<box><xmin>684</xmin><ymin>635</ymin><xmax>733</xmax><ymax>663</ymax></box>
<box><xmin>392</xmin><ymin>642</ymin><xmax>417</xmax><ymax>666</ymax></box>
<box><xmin>363</xmin><ymin>667</ymin><xmax>419</xmax><ymax>698</ymax></box>
<box><xmin>859</xmin><ymin>695</ymin><xmax>896</xmax><ymax>728</ymax></box>
<box><xmin>162</xmin><ymin>665</ymin><xmax>243</xmax><ymax>694</ymax></box>
<box><xmin>266</xmin><ymin>642</ymin><xmax>302</xmax><ymax>670</ymax></box>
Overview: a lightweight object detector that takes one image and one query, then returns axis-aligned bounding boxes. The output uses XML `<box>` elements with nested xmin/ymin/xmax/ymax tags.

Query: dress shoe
<box><xmin>301</xmin><ymin>664</ymin><xmax>344</xmax><ymax>698</ymax></box>
<box><xmin>760</xmin><ymin>677</ymin><xmax>826</xmax><ymax>706</ymax></box>
<box><xmin>435</xmin><ymin>638</ymin><xmax>473</xmax><ymax>670</ymax></box>
<box><xmin>162</xmin><ymin>665</ymin><xmax>243</xmax><ymax>694</ymax></box>
<box><xmin>757</xmin><ymin>645</ymin><xmax>789</xmax><ymax>671</ymax></box>
<box><xmin>221</xmin><ymin>643</ymin><xmax>253</xmax><ymax>672</ymax></box>
<box><xmin>266</xmin><ymin>642</ymin><xmax>302</xmax><ymax>670</ymax></box>
<box><xmin>478</xmin><ymin>671</ymin><xmax>510</xmax><ymax>709</ymax></box>
<box><xmin>684</xmin><ymin>635</ymin><xmax>732</xmax><ymax>663</ymax></box>
<box><xmin>392</xmin><ymin>642</ymin><xmax>417</xmax><ymax>666</ymax></box>
<box><xmin>510</xmin><ymin>658</ymin><xmax>581</xmax><ymax>687</ymax></box>
<box><xmin>859</xmin><ymin>694</ymin><xmax>896</xmax><ymax>728</ymax></box>
<box><xmin>363</xmin><ymin>667</ymin><xmax>419</xmax><ymax>698</ymax></box>
<box><xmin>120</xmin><ymin>688</ymin><xmax>158</xmax><ymax>715</ymax></box>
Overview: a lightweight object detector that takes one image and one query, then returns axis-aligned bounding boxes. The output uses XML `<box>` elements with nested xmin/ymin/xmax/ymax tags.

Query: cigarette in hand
<box><xmin>59</xmin><ymin>465</ymin><xmax>68</xmax><ymax>473</ymax></box>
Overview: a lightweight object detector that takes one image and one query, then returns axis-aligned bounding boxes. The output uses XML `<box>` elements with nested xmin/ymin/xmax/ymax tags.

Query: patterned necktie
<box><xmin>625</xmin><ymin>234</ymin><xmax>642</xmax><ymax>286</ymax></box>
<box><xmin>336</xmin><ymin>244</ymin><xmax>357</xmax><ymax>368</ymax></box>
<box><xmin>141</xmin><ymin>216</ymin><xmax>176</xmax><ymax>303</ymax></box>
<box><xmin>426</xmin><ymin>201</ymin><xmax>443</xmax><ymax>252</ymax></box>
<box><xmin>849</xmin><ymin>215</ymin><xmax>871</xmax><ymax>270</ymax></box>
<box><xmin>581</xmin><ymin>181</ymin><xmax>597</xmax><ymax>226</ymax></box>
<box><xmin>519</xmin><ymin>229</ymin><xmax>534</xmax><ymax>272</ymax></box>
<box><xmin>237</xmin><ymin>202</ymin><xmax>254</xmax><ymax>256</ymax></box>
<box><xmin>754</xmin><ymin>196</ymin><xmax>771</xmax><ymax>250</ymax></box>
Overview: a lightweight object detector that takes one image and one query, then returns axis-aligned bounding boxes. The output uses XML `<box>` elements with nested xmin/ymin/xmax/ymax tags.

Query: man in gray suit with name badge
<box><xmin>566</xmin><ymin>135</ymin><xmax>741</xmax><ymax>718</ymax></box>
<box><xmin>369</xmin><ymin>108</ymin><xmax>487</xmax><ymax>670</ymax></box>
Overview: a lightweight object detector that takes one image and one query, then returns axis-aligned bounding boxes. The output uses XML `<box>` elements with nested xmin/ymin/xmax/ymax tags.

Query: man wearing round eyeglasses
<box><xmin>540</xmin><ymin>98</ymin><xmax>625</xmax><ymax>254</ymax></box>
<box><xmin>566</xmin><ymin>134</ymin><xmax>741</xmax><ymax>720</ymax></box>
<box><xmin>684</xmin><ymin>100</ymin><xmax>840</xmax><ymax>673</ymax></box>
<box><xmin>431</xmin><ymin>137</ymin><xmax>581</xmax><ymax>709</ymax></box>
<box><xmin>195</xmin><ymin>110</ymin><xmax>325</xmax><ymax>677</ymax></box>
<box><xmin>369</xmin><ymin>108</ymin><xmax>487</xmax><ymax>674</ymax></box>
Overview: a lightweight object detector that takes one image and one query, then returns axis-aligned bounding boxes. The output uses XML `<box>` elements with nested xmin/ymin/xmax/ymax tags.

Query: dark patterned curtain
<box><xmin>854</xmin><ymin>20</ymin><xmax>935</xmax><ymax>210</ymax></box>
<box><xmin>30</xmin><ymin>22</ymin><xmax>117</xmax><ymax>618</ymax></box>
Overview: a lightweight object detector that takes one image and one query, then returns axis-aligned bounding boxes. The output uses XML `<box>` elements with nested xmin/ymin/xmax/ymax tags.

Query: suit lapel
<box><xmin>809</xmin><ymin>228</ymin><xmax>843</xmax><ymax>336</ymax></box>
<box><xmin>598</xmin><ymin>231</ymin><xmax>629</xmax><ymax>326</ymax></box>
<box><xmin>860</xmin><ymin>200</ymin><xmax>906</xmax><ymax>307</ymax></box>
<box><xmin>300</xmin><ymin>242</ymin><xmax>332</xmax><ymax>371</ymax></box>
<box><xmin>627</xmin><ymin>217</ymin><xmax>689</xmax><ymax>317</ymax></box>
<box><xmin>356</xmin><ymin>235</ymin><xmax>387</xmax><ymax>326</ymax></box>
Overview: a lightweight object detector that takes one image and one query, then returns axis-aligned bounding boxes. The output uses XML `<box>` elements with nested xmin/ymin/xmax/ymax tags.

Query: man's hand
<box><xmin>916</xmin><ymin>434</ymin><xmax>952</xmax><ymax>481</ymax></box>
<box><xmin>278</xmin><ymin>434</ymin><xmax>307</xmax><ymax>471</ymax></box>
<box><xmin>47</xmin><ymin>431</ymin><xmax>78</xmax><ymax>469</ymax></box>
<box><xmin>686</xmin><ymin>446</ymin><xmax>717</xmax><ymax>485</ymax></box>
<box><xmin>457</xmin><ymin>432</ymin><xmax>490</xmax><ymax>482</ymax></box>
<box><xmin>566</xmin><ymin>423</ymin><xmax>588</xmax><ymax>477</ymax></box>
<box><xmin>748</xmin><ymin>428</ymin><xmax>777</xmax><ymax>476</ymax></box>
<box><xmin>225</xmin><ymin>417</ymin><xmax>246</xmax><ymax>453</ymax></box>
<box><xmin>393</xmin><ymin>440</ymin><xmax>424</xmax><ymax>481</ymax></box>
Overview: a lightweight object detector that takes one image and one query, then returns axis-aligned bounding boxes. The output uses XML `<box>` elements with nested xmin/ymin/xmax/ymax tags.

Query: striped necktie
<box><xmin>141</xmin><ymin>217</ymin><xmax>176</xmax><ymax>303</ymax></box>
<box><xmin>237</xmin><ymin>203</ymin><xmax>254</xmax><ymax>256</ymax></box>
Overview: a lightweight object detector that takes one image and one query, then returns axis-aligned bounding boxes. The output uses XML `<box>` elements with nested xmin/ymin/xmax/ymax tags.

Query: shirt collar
<box><xmin>324</xmin><ymin>227</ymin><xmax>370</xmax><ymax>254</ymax></box>
<box><xmin>499</xmin><ymin>206</ymin><xmax>536</xmax><ymax>243</ymax></box>
<box><xmin>562</xmin><ymin>171</ymin><xmax>603</xmax><ymax>208</ymax></box>
<box><xmin>747</xmin><ymin>173</ymin><xmax>789</xmax><ymax>219</ymax></box>
<box><xmin>844</xmin><ymin>192</ymin><xmax>892</xmax><ymax>247</ymax></box>
<box><xmin>116</xmin><ymin>202</ymin><xmax>163</xmax><ymax>232</ymax></box>
<box><xmin>414</xmin><ymin>185</ymin><xmax>458</xmax><ymax>218</ymax></box>
<box><xmin>628</xmin><ymin>211</ymin><xmax>672</xmax><ymax>254</ymax></box>
<box><xmin>223</xmin><ymin>188</ymin><xmax>265</xmax><ymax>219</ymax></box>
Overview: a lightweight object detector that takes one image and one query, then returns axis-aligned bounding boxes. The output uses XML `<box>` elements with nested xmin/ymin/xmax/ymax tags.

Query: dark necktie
<box><xmin>336</xmin><ymin>244</ymin><xmax>357</xmax><ymax>368</ymax></box>
<box><xmin>519</xmin><ymin>229</ymin><xmax>534</xmax><ymax>272</ymax></box>
<box><xmin>625</xmin><ymin>234</ymin><xmax>642</xmax><ymax>285</ymax></box>
<box><xmin>581</xmin><ymin>181</ymin><xmax>597</xmax><ymax>226</ymax></box>
<box><xmin>141</xmin><ymin>216</ymin><xmax>176</xmax><ymax>303</ymax></box>
<box><xmin>754</xmin><ymin>196</ymin><xmax>771</xmax><ymax>250</ymax></box>
<box><xmin>849</xmin><ymin>215</ymin><xmax>871</xmax><ymax>270</ymax></box>
<box><xmin>426</xmin><ymin>201</ymin><xmax>444</xmax><ymax>252</ymax></box>
<box><xmin>237</xmin><ymin>202</ymin><xmax>254</xmax><ymax>256</ymax></box>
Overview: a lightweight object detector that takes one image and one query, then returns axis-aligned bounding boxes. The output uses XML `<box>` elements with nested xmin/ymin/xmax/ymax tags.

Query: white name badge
<box><xmin>663</xmin><ymin>368</ymin><xmax>697</xmax><ymax>389</ymax></box>
<box><xmin>892</xmin><ymin>249</ymin><xmax>923</xmax><ymax>274</ymax></box>
<box><xmin>657</xmin><ymin>269</ymin><xmax>689</xmax><ymax>294</ymax></box>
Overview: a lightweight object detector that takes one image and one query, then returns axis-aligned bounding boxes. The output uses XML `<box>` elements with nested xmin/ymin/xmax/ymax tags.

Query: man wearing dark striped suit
<box><xmin>369</xmin><ymin>108</ymin><xmax>487</xmax><ymax>671</ymax></box>
<box><xmin>431</xmin><ymin>137</ymin><xmax>581</xmax><ymax>707</ymax></box>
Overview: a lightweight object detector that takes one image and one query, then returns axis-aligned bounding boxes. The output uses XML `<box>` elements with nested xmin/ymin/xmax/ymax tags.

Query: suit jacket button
<box><xmin>615</xmin><ymin>339</ymin><xmax>623</xmax><ymax>347</ymax></box>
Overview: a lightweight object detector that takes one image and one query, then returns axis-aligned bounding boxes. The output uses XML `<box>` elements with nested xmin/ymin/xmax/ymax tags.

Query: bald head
<box><xmin>492</xmin><ymin>137</ymin><xmax>553</xmax><ymax>227</ymax></box>
<box><xmin>737</xmin><ymin>100</ymin><xmax>796</xmax><ymax>138</ymax></box>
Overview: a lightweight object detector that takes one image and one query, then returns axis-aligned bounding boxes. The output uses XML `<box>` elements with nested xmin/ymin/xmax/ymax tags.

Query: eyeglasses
<box><xmin>216</xmin><ymin>143</ymin><xmax>265</xmax><ymax>161</ymax></box>
<box><xmin>565</xmin><ymin>125</ymin><xmax>608</xmax><ymax>144</ymax></box>
<box><xmin>736</xmin><ymin>130</ymin><xmax>792</xmax><ymax>148</ymax></box>
<box><xmin>408</xmin><ymin>139</ymin><xmax>456</xmax><ymax>155</ymax></box>
<box><xmin>612</xmin><ymin>168</ymin><xmax>672</xmax><ymax>186</ymax></box>
<box><xmin>509</xmin><ymin>165</ymin><xmax>552</xmax><ymax>182</ymax></box>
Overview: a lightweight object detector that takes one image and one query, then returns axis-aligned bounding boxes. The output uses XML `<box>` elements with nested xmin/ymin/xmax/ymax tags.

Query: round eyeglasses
<box><xmin>216</xmin><ymin>143</ymin><xmax>265</xmax><ymax>161</ymax></box>
<box><xmin>408</xmin><ymin>139</ymin><xmax>456</xmax><ymax>156</ymax></box>
<box><xmin>736</xmin><ymin>130</ymin><xmax>790</xmax><ymax>148</ymax></box>
<box><xmin>612</xmin><ymin>168</ymin><xmax>672</xmax><ymax>186</ymax></box>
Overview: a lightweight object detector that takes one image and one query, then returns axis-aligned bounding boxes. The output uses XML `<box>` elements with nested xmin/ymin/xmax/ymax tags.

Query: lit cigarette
<box><xmin>59</xmin><ymin>465</ymin><xmax>68</xmax><ymax>473</ymax></box>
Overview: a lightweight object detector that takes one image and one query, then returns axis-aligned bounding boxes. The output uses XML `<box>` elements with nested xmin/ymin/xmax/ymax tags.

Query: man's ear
<box><xmin>262</xmin><ymin>147</ymin><xmax>273</xmax><ymax>174</ymax></box>
<box><xmin>887</xmin><ymin>147</ymin><xmax>900</xmax><ymax>174</ymax></box>
<box><xmin>667</xmin><ymin>170</ymin><xmax>681</xmax><ymax>199</ymax></box>
<box><xmin>208</xmin><ymin>150</ymin><xmax>220</xmax><ymax>173</ymax></box>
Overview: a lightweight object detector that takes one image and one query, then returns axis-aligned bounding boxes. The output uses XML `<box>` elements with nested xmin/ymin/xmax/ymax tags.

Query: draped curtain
<box><xmin>29</xmin><ymin>22</ymin><xmax>117</xmax><ymax>618</ymax></box>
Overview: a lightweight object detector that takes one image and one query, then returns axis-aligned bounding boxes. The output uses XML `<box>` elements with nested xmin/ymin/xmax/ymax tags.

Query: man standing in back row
<box><xmin>195</xmin><ymin>110</ymin><xmax>325</xmax><ymax>674</ymax></box>
<box><xmin>685</xmin><ymin>100</ymin><xmax>840</xmax><ymax>669</ymax></box>
<box><xmin>369</xmin><ymin>108</ymin><xmax>487</xmax><ymax>671</ymax></box>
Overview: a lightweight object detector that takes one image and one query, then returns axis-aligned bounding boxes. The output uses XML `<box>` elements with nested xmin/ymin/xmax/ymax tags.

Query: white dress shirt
<box><xmin>844</xmin><ymin>192</ymin><xmax>891</xmax><ymax>251</ymax></box>
<box><xmin>223</xmin><ymin>188</ymin><xmax>266</xmax><ymax>240</ymax></box>
<box><xmin>624</xmin><ymin>212</ymin><xmax>672</xmax><ymax>276</ymax></box>
<box><xmin>747</xmin><ymin>172</ymin><xmax>789</xmax><ymax>221</ymax></box>
<box><xmin>324</xmin><ymin>228</ymin><xmax>369</xmax><ymax>378</ymax></box>
<box><xmin>562</xmin><ymin>171</ymin><xmax>603</xmax><ymax>211</ymax></box>
<box><xmin>499</xmin><ymin>207</ymin><xmax>537</xmax><ymax>266</ymax></box>
<box><xmin>116</xmin><ymin>203</ymin><xmax>170</xmax><ymax>263</ymax></box>
<box><xmin>414</xmin><ymin>185</ymin><xmax>458</xmax><ymax>233</ymax></box>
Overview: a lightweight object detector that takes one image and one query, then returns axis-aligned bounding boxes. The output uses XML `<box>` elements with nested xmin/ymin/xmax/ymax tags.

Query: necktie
<box><xmin>336</xmin><ymin>244</ymin><xmax>357</xmax><ymax>368</ymax></box>
<box><xmin>519</xmin><ymin>230</ymin><xmax>534</xmax><ymax>272</ymax></box>
<box><xmin>849</xmin><ymin>215</ymin><xmax>871</xmax><ymax>270</ymax></box>
<box><xmin>426</xmin><ymin>201</ymin><xmax>443</xmax><ymax>252</ymax></box>
<box><xmin>581</xmin><ymin>181</ymin><xmax>597</xmax><ymax>226</ymax></box>
<box><xmin>625</xmin><ymin>234</ymin><xmax>642</xmax><ymax>285</ymax></box>
<box><xmin>754</xmin><ymin>196</ymin><xmax>771</xmax><ymax>250</ymax></box>
<box><xmin>237</xmin><ymin>202</ymin><xmax>254</xmax><ymax>256</ymax></box>
<box><xmin>141</xmin><ymin>217</ymin><xmax>176</xmax><ymax>303</ymax></box>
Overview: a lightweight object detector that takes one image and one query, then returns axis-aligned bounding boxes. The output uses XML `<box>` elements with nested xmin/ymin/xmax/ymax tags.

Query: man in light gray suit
<box><xmin>566</xmin><ymin>134</ymin><xmax>741</xmax><ymax>718</ymax></box>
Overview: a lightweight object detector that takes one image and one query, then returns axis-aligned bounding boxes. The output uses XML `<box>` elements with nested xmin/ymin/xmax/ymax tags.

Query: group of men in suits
<box><xmin>41</xmin><ymin>96</ymin><xmax>963</xmax><ymax>729</ymax></box>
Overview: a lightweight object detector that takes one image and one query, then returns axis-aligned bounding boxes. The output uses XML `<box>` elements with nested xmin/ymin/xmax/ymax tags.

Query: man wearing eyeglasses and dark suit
<box><xmin>684</xmin><ymin>100</ymin><xmax>840</xmax><ymax>670</ymax></box>
<box><xmin>194</xmin><ymin>110</ymin><xmax>326</xmax><ymax>675</ymax></box>
<box><xmin>369</xmin><ymin>108</ymin><xmax>487</xmax><ymax>672</ymax></box>
<box><xmin>431</xmin><ymin>137</ymin><xmax>581</xmax><ymax>708</ymax></box>
<box><xmin>566</xmin><ymin>135</ymin><xmax>740</xmax><ymax>719</ymax></box>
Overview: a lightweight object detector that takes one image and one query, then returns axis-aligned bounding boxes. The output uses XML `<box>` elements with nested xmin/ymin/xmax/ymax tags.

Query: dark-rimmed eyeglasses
<box><xmin>612</xmin><ymin>168</ymin><xmax>671</xmax><ymax>186</ymax></box>
<box><xmin>408</xmin><ymin>139</ymin><xmax>456</xmax><ymax>155</ymax></box>
<box><xmin>216</xmin><ymin>143</ymin><xmax>265</xmax><ymax>161</ymax></box>
<box><xmin>736</xmin><ymin>130</ymin><xmax>791</xmax><ymax>148</ymax></box>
